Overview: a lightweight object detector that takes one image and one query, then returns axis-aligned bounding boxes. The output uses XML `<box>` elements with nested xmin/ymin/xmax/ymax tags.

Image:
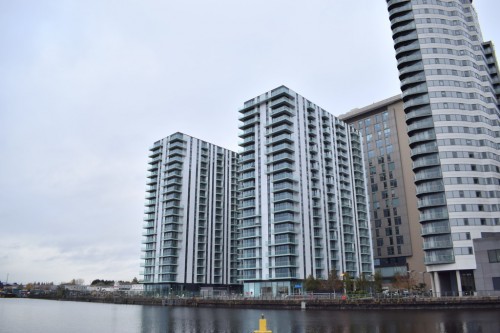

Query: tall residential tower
<box><xmin>386</xmin><ymin>0</ymin><xmax>500</xmax><ymax>295</ymax></box>
<box><xmin>141</xmin><ymin>133</ymin><xmax>239</xmax><ymax>295</ymax></box>
<box><xmin>237</xmin><ymin>86</ymin><xmax>374</xmax><ymax>296</ymax></box>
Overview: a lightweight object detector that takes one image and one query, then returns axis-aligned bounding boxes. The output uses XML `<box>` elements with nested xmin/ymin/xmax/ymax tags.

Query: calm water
<box><xmin>0</xmin><ymin>298</ymin><xmax>499</xmax><ymax>333</ymax></box>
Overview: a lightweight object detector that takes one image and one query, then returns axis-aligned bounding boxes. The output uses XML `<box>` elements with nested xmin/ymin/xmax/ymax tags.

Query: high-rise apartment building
<box><xmin>141</xmin><ymin>132</ymin><xmax>239</xmax><ymax>295</ymax></box>
<box><xmin>340</xmin><ymin>95</ymin><xmax>430</xmax><ymax>287</ymax></box>
<box><xmin>386</xmin><ymin>0</ymin><xmax>500</xmax><ymax>295</ymax></box>
<box><xmin>237</xmin><ymin>86</ymin><xmax>374</xmax><ymax>296</ymax></box>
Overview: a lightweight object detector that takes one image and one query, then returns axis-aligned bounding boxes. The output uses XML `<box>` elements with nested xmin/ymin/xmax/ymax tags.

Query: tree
<box><xmin>322</xmin><ymin>270</ymin><xmax>343</xmax><ymax>292</ymax></box>
<box><xmin>304</xmin><ymin>274</ymin><xmax>321</xmax><ymax>292</ymax></box>
<box><xmin>355</xmin><ymin>274</ymin><xmax>369</xmax><ymax>293</ymax></box>
<box><xmin>132</xmin><ymin>277</ymin><xmax>139</xmax><ymax>284</ymax></box>
<box><xmin>392</xmin><ymin>272</ymin><xmax>415</xmax><ymax>290</ymax></box>
<box><xmin>343</xmin><ymin>273</ymin><xmax>354</xmax><ymax>292</ymax></box>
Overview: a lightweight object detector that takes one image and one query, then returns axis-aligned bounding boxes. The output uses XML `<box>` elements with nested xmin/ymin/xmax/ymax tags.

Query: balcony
<box><xmin>389</xmin><ymin>1</ymin><xmax>412</xmax><ymax>18</ymax></box>
<box><xmin>404</xmin><ymin>95</ymin><xmax>430</xmax><ymax>109</ymax></box>
<box><xmin>270</xmin><ymin>96</ymin><xmax>295</xmax><ymax>109</ymax></box>
<box><xmin>267</xmin><ymin>124</ymin><xmax>293</xmax><ymax>136</ymax></box>
<box><xmin>238</xmin><ymin>108</ymin><xmax>259</xmax><ymax>122</ymax></box>
<box><xmin>421</xmin><ymin>224</ymin><xmax>451</xmax><ymax>236</ymax></box>
<box><xmin>424</xmin><ymin>253</ymin><xmax>454</xmax><ymax>265</ymax></box>
<box><xmin>392</xmin><ymin>21</ymin><xmax>416</xmax><ymax>37</ymax></box>
<box><xmin>416</xmin><ymin>183</ymin><xmax>444</xmax><ymax>195</ymax></box>
<box><xmin>408</xmin><ymin>130</ymin><xmax>435</xmax><ymax>145</ymax></box>
<box><xmin>415</xmin><ymin>168</ymin><xmax>442</xmax><ymax>182</ymax></box>
<box><xmin>420</xmin><ymin>210</ymin><xmax>449</xmax><ymax>222</ymax></box>
<box><xmin>239</xmin><ymin>117</ymin><xmax>259</xmax><ymax>130</ymax></box>
<box><xmin>238</xmin><ymin>128</ymin><xmax>255</xmax><ymax>138</ymax></box>
<box><xmin>394</xmin><ymin>31</ymin><xmax>418</xmax><ymax>47</ymax></box>
<box><xmin>412</xmin><ymin>156</ymin><xmax>440</xmax><ymax>169</ymax></box>
<box><xmin>418</xmin><ymin>196</ymin><xmax>446</xmax><ymax>208</ymax></box>
<box><xmin>270</xmin><ymin>106</ymin><xmax>294</xmax><ymax>117</ymax></box>
<box><xmin>267</xmin><ymin>115</ymin><xmax>294</xmax><ymax>127</ymax></box>
<box><xmin>267</xmin><ymin>134</ymin><xmax>293</xmax><ymax>145</ymax></box>
<box><xmin>271</xmin><ymin>86</ymin><xmax>292</xmax><ymax>98</ymax></box>
<box><xmin>411</xmin><ymin>144</ymin><xmax>438</xmax><ymax>157</ymax></box>
<box><xmin>423</xmin><ymin>239</ymin><xmax>453</xmax><ymax>250</ymax></box>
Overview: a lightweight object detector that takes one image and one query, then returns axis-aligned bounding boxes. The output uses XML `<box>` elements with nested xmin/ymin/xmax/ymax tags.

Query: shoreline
<box><xmin>26</xmin><ymin>295</ymin><xmax>500</xmax><ymax>310</ymax></box>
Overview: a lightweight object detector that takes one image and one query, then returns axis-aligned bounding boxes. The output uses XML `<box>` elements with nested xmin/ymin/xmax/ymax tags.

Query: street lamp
<box><xmin>340</xmin><ymin>273</ymin><xmax>346</xmax><ymax>295</ymax></box>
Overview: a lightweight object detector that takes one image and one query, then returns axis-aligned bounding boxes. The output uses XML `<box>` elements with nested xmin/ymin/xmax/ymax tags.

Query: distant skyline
<box><xmin>0</xmin><ymin>0</ymin><xmax>499</xmax><ymax>284</ymax></box>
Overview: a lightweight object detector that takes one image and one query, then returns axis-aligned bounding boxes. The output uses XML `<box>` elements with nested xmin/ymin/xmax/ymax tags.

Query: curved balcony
<box><xmin>416</xmin><ymin>182</ymin><xmax>444</xmax><ymax>195</ymax></box>
<box><xmin>387</xmin><ymin>0</ymin><xmax>411</xmax><ymax>11</ymax></box>
<box><xmin>418</xmin><ymin>196</ymin><xmax>447</xmax><ymax>208</ymax></box>
<box><xmin>423</xmin><ymin>238</ymin><xmax>453</xmax><ymax>250</ymax></box>
<box><xmin>394</xmin><ymin>31</ymin><xmax>418</xmax><ymax>47</ymax></box>
<box><xmin>405</xmin><ymin>105</ymin><xmax>432</xmax><ymax>121</ymax></box>
<box><xmin>396</xmin><ymin>41</ymin><xmax>421</xmax><ymax>56</ymax></box>
<box><xmin>421</xmin><ymin>223</ymin><xmax>451</xmax><ymax>236</ymax></box>
<box><xmin>408</xmin><ymin>129</ymin><xmax>435</xmax><ymax>145</ymax></box>
<box><xmin>411</xmin><ymin>143</ymin><xmax>438</xmax><ymax>157</ymax></box>
<box><xmin>397</xmin><ymin>51</ymin><xmax>422</xmax><ymax>67</ymax></box>
<box><xmin>407</xmin><ymin>117</ymin><xmax>434</xmax><ymax>134</ymax></box>
<box><xmin>419</xmin><ymin>210</ymin><xmax>449</xmax><ymax>222</ymax></box>
<box><xmin>389</xmin><ymin>2</ymin><xmax>412</xmax><ymax>19</ymax></box>
<box><xmin>404</xmin><ymin>95</ymin><xmax>430</xmax><ymax>109</ymax></box>
<box><xmin>390</xmin><ymin>12</ymin><xmax>414</xmax><ymax>26</ymax></box>
<box><xmin>399</xmin><ymin>62</ymin><xmax>424</xmax><ymax>77</ymax></box>
<box><xmin>392</xmin><ymin>21</ymin><xmax>416</xmax><ymax>37</ymax></box>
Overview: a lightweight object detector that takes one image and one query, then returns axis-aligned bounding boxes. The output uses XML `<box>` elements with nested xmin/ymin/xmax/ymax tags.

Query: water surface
<box><xmin>0</xmin><ymin>298</ymin><xmax>499</xmax><ymax>333</ymax></box>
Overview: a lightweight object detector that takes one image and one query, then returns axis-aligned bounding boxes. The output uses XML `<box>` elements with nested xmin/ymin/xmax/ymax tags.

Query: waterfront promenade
<box><xmin>30</xmin><ymin>293</ymin><xmax>500</xmax><ymax>310</ymax></box>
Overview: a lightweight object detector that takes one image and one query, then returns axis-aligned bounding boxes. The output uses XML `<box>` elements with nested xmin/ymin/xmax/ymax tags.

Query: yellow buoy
<box><xmin>254</xmin><ymin>314</ymin><xmax>272</xmax><ymax>333</ymax></box>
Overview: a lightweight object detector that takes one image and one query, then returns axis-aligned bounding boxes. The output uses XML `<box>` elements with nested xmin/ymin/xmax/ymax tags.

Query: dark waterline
<box><xmin>1</xmin><ymin>298</ymin><xmax>499</xmax><ymax>333</ymax></box>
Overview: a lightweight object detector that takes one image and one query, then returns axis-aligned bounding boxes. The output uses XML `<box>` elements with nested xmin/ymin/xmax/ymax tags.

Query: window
<box><xmin>488</xmin><ymin>249</ymin><xmax>500</xmax><ymax>263</ymax></box>
<box><xmin>493</xmin><ymin>277</ymin><xmax>500</xmax><ymax>291</ymax></box>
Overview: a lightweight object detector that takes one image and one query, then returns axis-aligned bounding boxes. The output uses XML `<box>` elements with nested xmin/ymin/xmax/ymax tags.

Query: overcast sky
<box><xmin>1</xmin><ymin>1</ymin><xmax>499</xmax><ymax>285</ymax></box>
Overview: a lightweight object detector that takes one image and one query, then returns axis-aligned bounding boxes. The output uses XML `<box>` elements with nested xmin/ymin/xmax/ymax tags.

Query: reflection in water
<box><xmin>139</xmin><ymin>306</ymin><xmax>500</xmax><ymax>333</ymax></box>
<box><xmin>0</xmin><ymin>299</ymin><xmax>498</xmax><ymax>333</ymax></box>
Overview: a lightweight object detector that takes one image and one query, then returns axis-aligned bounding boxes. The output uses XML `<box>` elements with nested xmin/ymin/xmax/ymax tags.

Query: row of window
<box><xmin>447</xmin><ymin>190</ymin><xmax>500</xmax><ymax>199</ymax></box>
<box><xmin>448</xmin><ymin>203</ymin><xmax>500</xmax><ymax>213</ymax></box>
<box><xmin>433</xmin><ymin>113</ymin><xmax>498</xmax><ymax>127</ymax></box>
<box><xmin>441</xmin><ymin>164</ymin><xmax>500</xmax><ymax>173</ymax></box>
<box><xmin>450</xmin><ymin>218</ymin><xmax>500</xmax><ymax>226</ymax></box>
<box><xmin>427</xmin><ymin>78</ymin><xmax>497</xmax><ymax>95</ymax></box>
<box><xmin>439</xmin><ymin>151</ymin><xmax>500</xmax><ymax>163</ymax></box>
<box><xmin>420</xmin><ymin>35</ymin><xmax>478</xmax><ymax>53</ymax></box>
<box><xmin>376</xmin><ymin>236</ymin><xmax>404</xmax><ymax>247</ymax></box>
<box><xmin>443</xmin><ymin>176</ymin><xmax>500</xmax><ymax>186</ymax></box>
<box><xmin>374</xmin><ymin>216</ymin><xmax>403</xmax><ymax>228</ymax></box>
<box><xmin>438</xmin><ymin>138</ymin><xmax>498</xmax><ymax>150</ymax></box>
<box><xmin>430</xmin><ymin>91</ymin><xmax>493</xmax><ymax>105</ymax></box>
